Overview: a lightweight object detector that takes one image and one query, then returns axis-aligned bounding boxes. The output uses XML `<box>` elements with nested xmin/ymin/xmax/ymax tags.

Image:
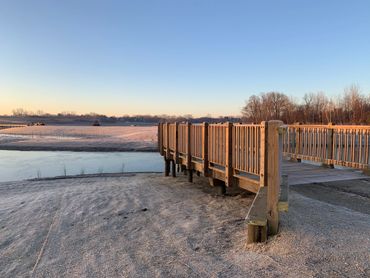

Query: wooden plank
<box><xmin>259</xmin><ymin>121</ymin><xmax>267</xmax><ymax>187</ymax></box>
<box><xmin>266</xmin><ymin>120</ymin><xmax>283</xmax><ymax>236</ymax></box>
<box><xmin>234</xmin><ymin>175</ymin><xmax>259</xmax><ymax>193</ymax></box>
<box><xmin>158</xmin><ymin>123</ymin><xmax>162</xmax><ymax>155</ymax></box>
<box><xmin>174</xmin><ymin>122</ymin><xmax>178</xmax><ymax>163</ymax></box>
<box><xmin>225</xmin><ymin>122</ymin><xmax>233</xmax><ymax>187</ymax></box>
<box><xmin>202</xmin><ymin>122</ymin><xmax>209</xmax><ymax>176</ymax></box>
<box><xmin>166</xmin><ymin>123</ymin><xmax>170</xmax><ymax>159</ymax></box>
<box><xmin>246</xmin><ymin>186</ymin><xmax>267</xmax><ymax>244</ymax></box>
<box><xmin>192</xmin><ymin>162</ymin><xmax>204</xmax><ymax>172</ymax></box>
<box><xmin>187</xmin><ymin>122</ymin><xmax>193</xmax><ymax>182</ymax></box>
<box><xmin>208</xmin><ymin>168</ymin><xmax>226</xmax><ymax>181</ymax></box>
<box><xmin>326</xmin><ymin>123</ymin><xmax>335</xmax><ymax>167</ymax></box>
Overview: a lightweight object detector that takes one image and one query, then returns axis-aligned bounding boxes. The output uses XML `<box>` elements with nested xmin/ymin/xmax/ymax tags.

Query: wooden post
<box><xmin>163</xmin><ymin>123</ymin><xmax>170</xmax><ymax>177</ymax></box>
<box><xmin>158</xmin><ymin>123</ymin><xmax>163</xmax><ymax>155</ymax></box>
<box><xmin>266</xmin><ymin>120</ymin><xmax>283</xmax><ymax>236</ymax></box>
<box><xmin>259</xmin><ymin>121</ymin><xmax>268</xmax><ymax>187</ymax></box>
<box><xmin>174</xmin><ymin>122</ymin><xmax>179</xmax><ymax>164</ymax></box>
<box><xmin>225</xmin><ymin>122</ymin><xmax>233</xmax><ymax>187</ymax></box>
<box><xmin>164</xmin><ymin>158</ymin><xmax>170</xmax><ymax>176</ymax></box>
<box><xmin>187</xmin><ymin>122</ymin><xmax>193</xmax><ymax>182</ymax></box>
<box><xmin>219</xmin><ymin>182</ymin><xmax>226</xmax><ymax>195</ymax></box>
<box><xmin>326</xmin><ymin>122</ymin><xmax>335</xmax><ymax>168</ymax></box>
<box><xmin>295</xmin><ymin>122</ymin><xmax>302</xmax><ymax>162</ymax></box>
<box><xmin>171</xmin><ymin>160</ymin><xmax>176</xmax><ymax>177</ymax></box>
<box><xmin>202</xmin><ymin>122</ymin><xmax>209</xmax><ymax>176</ymax></box>
<box><xmin>166</xmin><ymin>123</ymin><xmax>170</xmax><ymax>160</ymax></box>
<box><xmin>246</xmin><ymin>121</ymin><xmax>272</xmax><ymax>244</ymax></box>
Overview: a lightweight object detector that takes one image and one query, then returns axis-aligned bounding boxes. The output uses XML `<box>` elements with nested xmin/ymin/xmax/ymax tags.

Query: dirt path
<box><xmin>0</xmin><ymin>174</ymin><xmax>369</xmax><ymax>277</ymax></box>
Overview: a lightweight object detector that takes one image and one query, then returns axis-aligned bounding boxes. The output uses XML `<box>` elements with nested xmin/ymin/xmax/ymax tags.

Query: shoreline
<box><xmin>0</xmin><ymin>145</ymin><xmax>158</xmax><ymax>152</ymax></box>
<box><xmin>0</xmin><ymin>172</ymin><xmax>163</xmax><ymax>185</ymax></box>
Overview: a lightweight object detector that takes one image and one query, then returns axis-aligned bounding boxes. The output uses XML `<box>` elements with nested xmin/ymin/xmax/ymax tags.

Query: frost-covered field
<box><xmin>0</xmin><ymin>174</ymin><xmax>369</xmax><ymax>277</ymax></box>
<box><xmin>0</xmin><ymin>126</ymin><xmax>157</xmax><ymax>151</ymax></box>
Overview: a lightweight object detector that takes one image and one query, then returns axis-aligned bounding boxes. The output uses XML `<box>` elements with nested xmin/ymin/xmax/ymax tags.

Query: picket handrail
<box><xmin>283</xmin><ymin>123</ymin><xmax>370</xmax><ymax>169</ymax></box>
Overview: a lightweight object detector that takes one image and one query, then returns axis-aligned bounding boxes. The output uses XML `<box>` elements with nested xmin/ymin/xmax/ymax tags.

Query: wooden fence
<box><xmin>283</xmin><ymin>124</ymin><xmax>370</xmax><ymax>170</ymax></box>
<box><xmin>158</xmin><ymin>120</ymin><xmax>285</xmax><ymax>243</ymax></box>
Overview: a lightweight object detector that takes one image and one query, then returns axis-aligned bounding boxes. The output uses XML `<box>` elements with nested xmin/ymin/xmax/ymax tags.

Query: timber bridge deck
<box><xmin>158</xmin><ymin>121</ymin><xmax>370</xmax><ymax>243</ymax></box>
<box><xmin>283</xmin><ymin>160</ymin><xmax>366</xmax><ymax>186</ymax></box>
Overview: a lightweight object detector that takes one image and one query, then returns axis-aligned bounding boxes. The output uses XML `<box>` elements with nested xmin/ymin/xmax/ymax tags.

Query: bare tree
<box><xmin>12</xmin><ymin>108</ymin><xmax>29</xmax><ymax>117</ymax></box>
<box><xmin>343</xmin><ymin>84</ymin><xmax>366</xmax><ymax>123</ymax></box>
<box><xmin>242</xmin><ymin>86</ymin><xmax>370</xmax><ymax>124</ymax></box>
<box><xmin>242</xmin><ymin>92</ymin><xmax>292</xmax><ymax>122</ymax></box>
<box><xmin>242</xmin><ymin>95</ymin><xmax>262</xmax><ymax>122</ymax></box>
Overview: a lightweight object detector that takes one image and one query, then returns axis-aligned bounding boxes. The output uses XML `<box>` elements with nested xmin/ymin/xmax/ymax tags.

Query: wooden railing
<box><xmin>232</xmin><ymin>124</ymin><xmax>261</xmax><ymax>176</ymax></box>
<box><xmin>158</xmin><ymin>120</ymin><xmax>285</xmax><ymax>243</ymax></box>
<box><xmin>283</xmin><ymin>124</ymin><xmax>370</xmax><ymax>169</ymax></box>
<box><xmin>158</xmin><ymin>121</ymin><xmax>370</xmax><ymax>243</ymax></box>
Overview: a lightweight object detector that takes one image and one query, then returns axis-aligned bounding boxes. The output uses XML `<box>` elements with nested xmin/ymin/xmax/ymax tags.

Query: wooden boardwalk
<box><xmin>282</xmin><ymin>160</ymin><xmax>367</xmax><ymax>186</ymax></box>
<box><xmin>158</xmin><ymin>121</ymin><xmax>370</xmax><ymax>244</ymax></box>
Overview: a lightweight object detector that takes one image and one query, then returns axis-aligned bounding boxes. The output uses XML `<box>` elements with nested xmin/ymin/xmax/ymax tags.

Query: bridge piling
<box><xmin>171</xmin><ymin>160</ymin><xmax>176</xmax><ymax>177</ymax></box>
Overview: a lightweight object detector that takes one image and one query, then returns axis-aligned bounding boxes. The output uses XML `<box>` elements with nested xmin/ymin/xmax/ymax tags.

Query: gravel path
<box><xmin>0</xmin><ymin>174</ymin><xmax>369</xmax><ymax>277</ymax></box>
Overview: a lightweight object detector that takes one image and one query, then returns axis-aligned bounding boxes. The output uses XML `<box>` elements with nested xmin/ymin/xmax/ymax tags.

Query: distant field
<box><xmin>0</xmin><ymin>126</ymin><xmax>157</xmax><ymax>152</ymax></box>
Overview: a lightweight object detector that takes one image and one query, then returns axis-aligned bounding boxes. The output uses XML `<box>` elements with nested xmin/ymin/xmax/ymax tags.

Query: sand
<box><xmin>0</xmin><ymin>174</ymin><xmax>369</xmax><ymax>277</ymax></box>
<box><xmin>0</xmin><ymin>126</ymin><xmax>158</xmax><ymax>152</ymax></box>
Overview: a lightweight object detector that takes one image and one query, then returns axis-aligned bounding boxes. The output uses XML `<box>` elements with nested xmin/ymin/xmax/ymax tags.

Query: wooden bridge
<box><xmin>158</xmin><ymin>121</ymin><xmax>370</xmax><ymax>243</ymax></box>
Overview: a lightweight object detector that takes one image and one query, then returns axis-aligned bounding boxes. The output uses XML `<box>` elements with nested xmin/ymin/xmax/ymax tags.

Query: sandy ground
<box><xmin>0</xmin><ymin>174</ymin><xmax>369</xmax><ymax>277</ymax></box>
<box><xmin>0</xmin><ymin>126</ymin><xmax>157</xmax><ymax>151</ymax></box>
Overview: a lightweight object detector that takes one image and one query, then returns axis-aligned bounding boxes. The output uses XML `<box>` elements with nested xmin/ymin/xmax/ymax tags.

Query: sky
<box><xmin>0</xmin><ymin>0</ymin><xmax>369</xmax><ymax>117</ymax></box>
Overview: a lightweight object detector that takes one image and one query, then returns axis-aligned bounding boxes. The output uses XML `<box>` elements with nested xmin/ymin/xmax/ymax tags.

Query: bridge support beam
<box><xmin>209</xmin><ymin>178</ymin><xmax>226</xmax><ymax>195</ymax></box>
<box><xmin>171</xmin><ymin>160</ymin><xmax>176</xmax><ymax>177</ymax></box>
<box><xmin>188</xmin><ymin>170</ymin><xmax>193</xmax><ymax>183</ymax></box>
<box><xmin>164</xmin><ymin>159</ymin><xmax>170</xmax><ymax>176</ymax></box>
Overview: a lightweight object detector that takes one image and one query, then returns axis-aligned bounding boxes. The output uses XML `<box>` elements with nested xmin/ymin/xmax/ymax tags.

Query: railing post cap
<box><xmin>260</xmin><ymin>121</ymin><xmax>267</xmax><ymax>126</ymax></box>
<box><xmin>268</xmin><ymin>120</ymin><xmax>284</xmax><ymax>126</ymax></box>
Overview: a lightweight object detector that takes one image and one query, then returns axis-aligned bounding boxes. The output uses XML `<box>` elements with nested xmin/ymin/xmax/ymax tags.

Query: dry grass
<box><xmin>0</xmin><ymin>174</ymin><xmax>369</xmax><ymax>277</ymax></box>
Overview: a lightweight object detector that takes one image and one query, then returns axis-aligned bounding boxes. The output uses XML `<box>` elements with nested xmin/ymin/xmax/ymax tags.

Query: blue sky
<box><xmin>1</xmin><ymin>0</ymin><xmax>369</xmax><ymax>116</ymax></box>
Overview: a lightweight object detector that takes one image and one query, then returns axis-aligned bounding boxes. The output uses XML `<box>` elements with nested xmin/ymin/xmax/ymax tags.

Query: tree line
<box><xmin>6</xmin><ymin>85</ymin><xmax>370</xmax><ymax>125</ymax></box>
<box><xmin>242</xmin><ymin>85</ymin><xmax>370</xmax><ymax>124</ymax></box>
<box><xmin>6</xmin><ymin>109</ymin><xmax>241</xmax><ymax>125</ymax></box>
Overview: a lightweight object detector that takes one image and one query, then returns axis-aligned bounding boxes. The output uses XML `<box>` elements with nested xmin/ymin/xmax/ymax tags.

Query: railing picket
<box><xmin>281</xmin><ymin>124</ymin><xmax>370</xmax><ymax>170</ymax></box>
